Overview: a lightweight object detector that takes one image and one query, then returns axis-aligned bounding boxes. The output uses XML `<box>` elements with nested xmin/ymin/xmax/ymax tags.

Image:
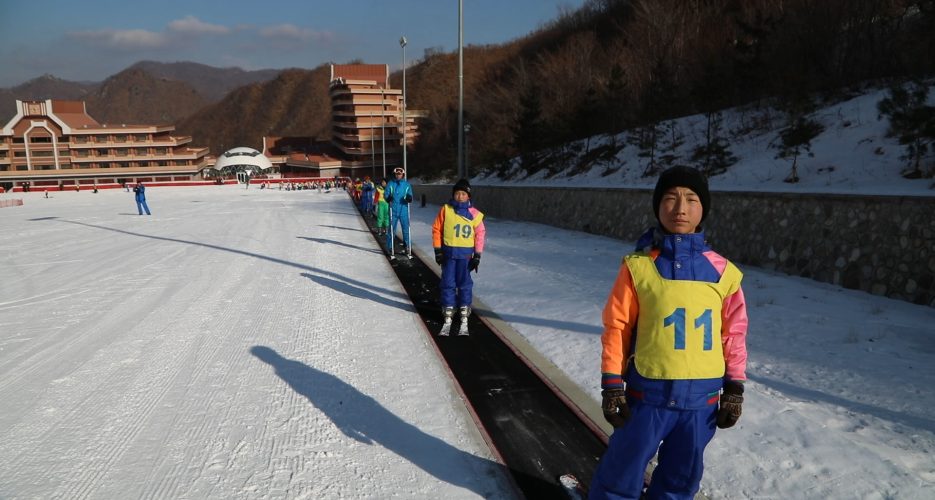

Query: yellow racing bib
<box><xmin>442</xmin><ymin>205</ymin><xmax>484</xmax><ymax>249</ymax></box>
<box><xmin>626</xmin><ymin>253</ymin><xmax>742</xmax><ymax>380</ymax></box>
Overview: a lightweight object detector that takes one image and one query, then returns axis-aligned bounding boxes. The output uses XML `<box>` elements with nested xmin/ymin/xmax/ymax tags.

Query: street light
<box><xmin>381</xmin><ymin>87</ymin><xmax>386</xmax><ymax>179</ymax></box>
<box><xmin>370</xmin><ymin>111</ymin><xmax>376</xmax><ymax>180</ymax></box>
<box><xmin>400</xmin><ymin>36</ymin><xmax>407</xmax><ymax>176</ymax></box>
<box><xmin>463</xmin><ymin>123</ymin><xmax>471</xmax><ymax>178</ymax></box>
<box><xmin>457</xmin><ymin>0</ymin><xmax>464</xmax><ymax>179</ymax></box>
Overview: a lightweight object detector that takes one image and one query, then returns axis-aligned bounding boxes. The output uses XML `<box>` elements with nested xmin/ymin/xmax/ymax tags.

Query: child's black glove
<box><xmin>717</xmin><ymin>381</ymin><xmax>744</xmax><ymax>429</ymax></box>
<box><xmin>601</xmin><ymin>388</ymin><xmax>629</xmax><ymax>428</ymax></box>
<box><xmin>385</xmin><ymin>194</ymin><xmax>393</xmax><ymax>203</ymax></box>
<box><xmin>468</xmin><ymin>254</ymin><xmax>481</xmax><ymax>272</ymax></box>
<box><xmin>434</xmin><ymin>248</ymin><xmax>444</xmax><ymax>265</ymax></box>
<box><xmin>403</xmin><ymin>194</ymin><xmax>412</xmax><ymax>203</ymax></box>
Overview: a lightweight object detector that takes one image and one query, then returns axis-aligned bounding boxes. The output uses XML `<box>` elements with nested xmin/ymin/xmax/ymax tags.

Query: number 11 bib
<box><xmin>626</xmin><ymin>253</ymin><xmax>742</xmax><ymax>380</ymax></box>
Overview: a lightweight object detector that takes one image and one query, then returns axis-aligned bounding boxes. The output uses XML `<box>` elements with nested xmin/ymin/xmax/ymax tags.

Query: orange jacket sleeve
<box><xmin>600</xmin><ymin>259</ymin><xmax>639</xmax><ymax>389</ymax></box>
<box><xmin>431</xmin><ymin>207</ymin><xmax>445</xmax><ymax>248</ymax></box>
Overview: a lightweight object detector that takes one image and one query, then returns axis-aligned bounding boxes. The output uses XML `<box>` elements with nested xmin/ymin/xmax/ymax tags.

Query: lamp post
<box><xmin>380</xmin><ymin>88</ymin><xmax>386</xmax><ymax>178</ymax></box>
<box><xmin>457</xmin><ymin>0</ymin><xmax>464</xmax><ymax>179</ymax></box>
<box><xmin>463</xmin><ymin>123</ymin><xmax>471</xmax><ymax>178</ymax></box>
<box><xmin>399</xmin><ymin>36</ymin><xmax>407</xmax><ymax>177</ymax></box>
<box><xmin>370</xmin><ymin>111</ymin><xmax>376</xmax><ymax>180</ymax></box>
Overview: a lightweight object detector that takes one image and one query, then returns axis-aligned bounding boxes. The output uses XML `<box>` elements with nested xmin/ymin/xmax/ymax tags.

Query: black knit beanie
<box><xmin>452</xmin><ymin>178</ymin><xmax>471</xmax><ymax>198</ymax></box>
<box><xmin>652</xmin><ymin>166</ymin><xmax>710</xmax><ymax>222</ymax></box>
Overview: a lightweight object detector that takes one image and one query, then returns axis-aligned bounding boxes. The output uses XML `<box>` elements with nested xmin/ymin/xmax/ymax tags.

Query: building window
<box><xmin>32</xmin><ymin>150</ymin><xmax>55</xmax><ymax>157</ymax></box>
<box><xmin>97</xmin><ymin>149</ymin><xmax>109</xmax><ymax>157</ymax></box>
<box><xmin>116</xmin><ymin>148</ymin><xmax>128</xmax><ymax>156</ymax></box>
<box><xmin>134</xmin><ymin>134</ymin><xmax>148</xmax><ymax>141</ymax></box>
<box><xmin>73</xmin><ymin>136</ymin><xmax>88</xmax><ymax>144</ymax></box>
<box><xmin>114</xmin><ymin>135</ymin><xmax>127</xmax><ymax>143</ymax></box>
<box><xmin>29</xmin><ymin>136</ymin><xmax>53</xmax><ymax>143</ymax></box>
<box><xmin>154</xmin><ymin>147</ymin><xmax>167</xmax><ymax>155</ymax></box>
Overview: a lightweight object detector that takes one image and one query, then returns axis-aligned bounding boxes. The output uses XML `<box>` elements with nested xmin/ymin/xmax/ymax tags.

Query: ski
<box><xmin>457</xmin><ymin>319</ymin><xmax>469</xmax><ymax>336</ymax></box>
<box><xmin>558</xmin><ymin>474</ymin><xmax>585</xmax><ymax>499</ymax></box>
<box><xmin>439</xmin><ymin>319</ymin><xmax>452</xmax><ymax>336</ymax></box>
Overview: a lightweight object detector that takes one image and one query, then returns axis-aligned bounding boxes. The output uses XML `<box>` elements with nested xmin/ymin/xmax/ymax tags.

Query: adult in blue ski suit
<box><xmin>133</xmin><ymin>182</ymin><xmax>151</xmax><ymax>215</ymax></box>
<box><xmin>360</xmin><ymin>177</ymin><xmax>375</xmax><ymax>214</ymax></box>
<box><xmin>384</xmin><ymin>167</ymin><xmax>413</xmax><ymax>255</ymax></box>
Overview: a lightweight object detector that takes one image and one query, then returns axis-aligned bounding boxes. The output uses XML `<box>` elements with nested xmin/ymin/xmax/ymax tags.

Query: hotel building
<box><xmin>0</xmin><ymin>99</ymin><xmax>211</xmax><ymax>192</ymax></box>
<box><xmin>265</xmin><ymin>64</ymin><xmax>423</xmax><ymax>180</ymax></box>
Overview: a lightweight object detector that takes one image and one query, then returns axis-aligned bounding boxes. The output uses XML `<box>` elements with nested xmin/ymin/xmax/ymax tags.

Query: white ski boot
<box><xmin>457</xmin><ymin>306</ymin><xmax>471</xmax><ymax>336</ymax></box>
<box><xmin>439</xmin><ymin>307</ymin><xmax>454</xmax><ymax>336</ymax></box>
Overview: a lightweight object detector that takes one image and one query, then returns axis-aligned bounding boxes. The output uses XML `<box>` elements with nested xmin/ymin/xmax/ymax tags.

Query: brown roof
<box><xmin>332</xmin><ymin>64</ymin><xmax>388</xmax><ymax>88</ymax></box>
<box><xmin>50</xmin><ymin>100</ymin><xmax>100</xmax><ymax>128</ymax></box>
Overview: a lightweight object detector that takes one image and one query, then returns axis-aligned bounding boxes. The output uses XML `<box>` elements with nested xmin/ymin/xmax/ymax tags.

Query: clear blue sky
<box><xmin>0</xmin><ymin>0</ymin><xmax>586</xmax><ymax>88</ymax></box>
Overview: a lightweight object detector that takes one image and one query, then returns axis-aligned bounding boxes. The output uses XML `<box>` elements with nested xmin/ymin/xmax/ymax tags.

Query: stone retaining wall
<box><xmin>414</xmin><ymin>184</ymin><xmax>935</xmax><ymax>307</ymax></box>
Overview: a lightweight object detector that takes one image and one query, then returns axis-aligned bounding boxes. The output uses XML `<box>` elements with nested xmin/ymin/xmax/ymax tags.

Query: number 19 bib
<box><xmin>442</xmin><ymin>205</ymin><xmax>483</xmax><ymax>249</ymax></box>
<box><xmin>626</xmin><ymin>253</ymin><xmax>742</xmax><ymax>380</ymax></box>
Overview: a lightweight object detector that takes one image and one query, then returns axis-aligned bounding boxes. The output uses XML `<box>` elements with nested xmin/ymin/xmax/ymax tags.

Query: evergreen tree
<box><xmin>512</xmin><ymin>85</ymin><xmax>546</xmax><ymax>173</ymax></box>
<box><xmin>877</xmin><ymin>82</ymin><xmax>935</xmax><ymax>178</ymax></box>
<box><xmin>627</xmin><ymin>122</ymin><xmax>660</xmax><ymax>177</ymax></box>
<box><xmin>657</xmin><ymin>121</ymin><xmax>684</xmax><ymax>172</ymax></box>
<box><xmin>691</xmin><ymin>111</ymin><xmax>737</xmax><ymax>176</ymax></box>
<box><xmin>774</xmin><ymin>116</ymin><xmax>824</xmax><ymax>183</ymax></box>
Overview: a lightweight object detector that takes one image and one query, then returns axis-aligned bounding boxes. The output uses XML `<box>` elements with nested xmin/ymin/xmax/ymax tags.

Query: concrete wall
<box><xmin>414</xmin><ymin>184</ymin><xmax>935</xmax><ymax>307</ymax></box>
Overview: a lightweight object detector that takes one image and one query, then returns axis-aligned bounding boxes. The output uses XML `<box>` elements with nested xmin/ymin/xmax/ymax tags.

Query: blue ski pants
<box><xmin>439</xmin><ymin>258</ymin><xmax>473</xmax><ymax>308</ymax></box>
<box><xmin>136</xmin><ymin>199</ymin><xmax>151</xmax><ymax>215</ymax></box>
<box><xmin>589</xmin><ymin>400</ymin><xmax>717</xmax><ymax>500</ymax></box>
<box><xmin>386</xmin><ymin>205</ymin><xmax>410</xmax><ymax>251</ymax></box>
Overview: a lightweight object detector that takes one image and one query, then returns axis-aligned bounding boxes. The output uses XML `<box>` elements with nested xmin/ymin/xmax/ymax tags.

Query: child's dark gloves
<box><xmin>434</xmin><ymin>248</ymin><xmax>444</xmax><ymax>265</ymax></box>
<box><xmin>468</xmin><ymin>254</ymin><xmax>481</xmax><ymax>272</ymax></box>
<box><xmin>601</xmin><ymin>388</ymin><xmax>629</xmax><ymax>428</ymax></box>
<box><xmin>717</xmin><ymin>381</ymin><xmax>744</xmax><ymax>429</ymax></box>
<box><xmin>403</xmin><ymin>194</ymin><xmax>412</xmax><ymax>203</ymax></box>
<box><xmin>385</xmin><ymin>195</ymin><xmax>393</xmax><ymax>203</ymax></box>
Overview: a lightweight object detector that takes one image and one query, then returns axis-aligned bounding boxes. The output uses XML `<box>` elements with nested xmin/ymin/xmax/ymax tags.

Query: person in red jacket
<box><xmin>590</xmin><ymin>166</ymin><xmax>749</xmax><ymax>499</ymax></box>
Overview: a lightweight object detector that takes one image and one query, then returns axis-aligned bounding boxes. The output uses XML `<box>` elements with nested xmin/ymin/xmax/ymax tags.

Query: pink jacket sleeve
<box><xmin>721</xmin><ymin>287</ymin><xmax>749</xmax><ymax>382</ymax></box>
<box><xmin>471</xmin><ymin>207</ymin><xmax>486</xmax><ymax>254</ymax></box>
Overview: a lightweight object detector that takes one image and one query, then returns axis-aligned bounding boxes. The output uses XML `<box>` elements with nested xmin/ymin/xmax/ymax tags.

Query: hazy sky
<box><xmin>0</xmin><ymin>0</ymin><xmax>586</xmax><ymax>88</ymax></box>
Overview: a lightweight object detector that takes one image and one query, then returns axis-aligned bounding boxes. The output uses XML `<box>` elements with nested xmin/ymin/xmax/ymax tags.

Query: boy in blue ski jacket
<box><xmin>590</xmin><ymin>166</ymin><xmax>749</xmax><ymax>500</ymax></box>
<box><xmin>432</xmin><ymin>179</ymin><xmax>486</xmax><ymax>335</ymax></box>
<box><xmin>384</xmin><ymin>167</ymin><xmax>413</xmax><ymax>257</ymax></box>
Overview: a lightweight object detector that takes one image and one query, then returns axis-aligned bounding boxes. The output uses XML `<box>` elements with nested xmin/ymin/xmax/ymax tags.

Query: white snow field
<box><xmin>2</xmin><ymin>184</ymin><xmax>934</xmax><ymax>499</ymax></box>
<box><xmin>0</xmin><ymin>186</ymin><xmax>514</xmax><ymax>499</ymax></box>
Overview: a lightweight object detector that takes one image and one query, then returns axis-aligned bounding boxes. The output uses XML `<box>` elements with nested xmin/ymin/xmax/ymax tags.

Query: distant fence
<box><xmin>415</xmin><ymin>183</ymin><xmax>935</xmax><ymax>308</ymax></box>
<box><xmin>0</xmin><ymin>199</ymin><xmax>24</xmax><ymax>208</ymax></box>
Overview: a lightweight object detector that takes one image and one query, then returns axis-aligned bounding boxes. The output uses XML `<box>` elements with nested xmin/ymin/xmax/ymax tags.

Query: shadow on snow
<box><xmin>250</xmin><ymin>345</ymin><xmax>512</xmax><ymax>497</ymax></box>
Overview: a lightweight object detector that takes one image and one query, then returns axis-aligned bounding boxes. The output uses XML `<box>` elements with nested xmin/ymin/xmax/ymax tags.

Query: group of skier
<box><xmin>353</xmin><ymin>164</ymin><xmax>748</xmax><ymax>499</ymax></box>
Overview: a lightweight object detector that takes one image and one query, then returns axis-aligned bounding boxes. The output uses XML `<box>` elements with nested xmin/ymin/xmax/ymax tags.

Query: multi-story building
<box><xmin>0</xmin><ymin>99</ymin><xmax>211</xmax><ymax>192</ymax></box>
<box><xmin>270</xmin><ymin>64</ymin><xmax>423</xmax><ymax>180</ymax></box>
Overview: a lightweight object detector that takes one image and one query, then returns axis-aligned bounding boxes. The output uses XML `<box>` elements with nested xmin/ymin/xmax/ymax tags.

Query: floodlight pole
<box><xmin>381</xmin><ymin>88</ymin><xmax>386</xmax><ymax>179</ymax></box>
<box><xmin>370</xmin><ymin>111</ymin><xmax>376</xmax><ymax>179</ymax></box>
<box><xmin>457</xmin><ymin>0</ymin><xmax>464</xmax><ymax>179</ymax></box>
<box><xmin>400</xmin><ymin>36</ymin><xmax>408</xmax><ymax>176</ymax></box>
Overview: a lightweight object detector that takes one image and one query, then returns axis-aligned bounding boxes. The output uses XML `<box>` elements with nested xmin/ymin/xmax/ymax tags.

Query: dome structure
<box><xmin>213</xmin><ymin>147</ymin><xmax>273</xmax><ymax>171</ymax></box>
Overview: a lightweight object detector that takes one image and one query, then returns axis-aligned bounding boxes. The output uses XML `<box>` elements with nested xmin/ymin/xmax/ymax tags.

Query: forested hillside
<box><xmin>400</xmin><ymin>0</ymin><xmax>935</xmax><ymax>179</ymax></box>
